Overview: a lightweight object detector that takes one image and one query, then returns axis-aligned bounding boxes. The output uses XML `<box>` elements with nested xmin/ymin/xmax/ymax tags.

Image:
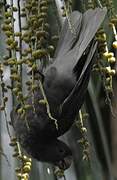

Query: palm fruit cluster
<box><xmin>10</xmin><ymin>137</ymin><xmax>32</xmax><ymax>180</ymax></box>
<box><xmin>95</xmin><ymin>0</ymin><xmax>117</xmax><ymax>93</ymax></box>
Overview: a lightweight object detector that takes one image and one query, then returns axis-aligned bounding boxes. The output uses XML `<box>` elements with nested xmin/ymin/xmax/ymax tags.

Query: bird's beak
<box><xmin>56</xmin><ymin>156</ymin><xmax>72</xmax><ymax>170</ymax></box>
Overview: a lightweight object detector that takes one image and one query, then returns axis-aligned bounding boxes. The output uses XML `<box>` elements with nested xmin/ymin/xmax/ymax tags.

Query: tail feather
<box><xmin>54</xmin><ymin>7</ymin><xmax>106</xmax><ymax>71</ymax></box>
<box><xmin>54</xmin><ymin>11</ymin><xmax>82</xmax><ymax>58</ymax></box>
<box><xmin>71</xmin><ymin>7</ymin><xmax>107</xmax><ymax>67</ymax></box>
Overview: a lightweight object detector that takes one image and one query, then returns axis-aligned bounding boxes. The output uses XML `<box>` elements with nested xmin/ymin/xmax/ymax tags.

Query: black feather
<box><xmin>11</xmin><ymin>7</ymin><xmax>107</xmax><ymax>170</ymax></box>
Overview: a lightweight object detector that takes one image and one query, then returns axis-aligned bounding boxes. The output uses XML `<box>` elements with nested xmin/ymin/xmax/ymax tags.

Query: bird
<box><xmin>11</xmin><ymin>7</ymin><xmax>107</xmax><ymax>170</ymax></box>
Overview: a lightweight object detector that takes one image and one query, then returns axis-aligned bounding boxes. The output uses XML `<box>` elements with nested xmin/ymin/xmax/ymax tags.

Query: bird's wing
<box><xmin>54</xmin><ymin>11</ymin><xmax>82</xmax><ymax>58</ymax></box>
<box><xmin>60</xmin><ymin>40</ymin><xmax>97</xmax><ymax>118</ymax></box>
<box><xmin>58</xmin><ymin>8</ymin><xmax>107</xmax><ymax>113</ymax></box>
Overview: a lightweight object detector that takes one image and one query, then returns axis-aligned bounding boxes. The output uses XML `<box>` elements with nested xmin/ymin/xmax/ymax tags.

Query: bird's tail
<box><xmin>71</xmin><ymin>7</ymin><xmax>107</xmax><ymax>67</ymax></box>
<box><xmin>54</xmin><ymin>11</ymin><xmax>82</xmax><ymax>58</ymax></box>
<box><xmin>55</xmin><ymin>7</ymin><xmax>107</xmax><ymax>70</ymax></box>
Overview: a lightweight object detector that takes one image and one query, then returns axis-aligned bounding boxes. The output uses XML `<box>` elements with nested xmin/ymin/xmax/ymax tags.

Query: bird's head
<box><xmin>35</xmin><ymin>139</ymin><xmax>72</xmax><ymax>170</ymax></box>
<box><xmin>53</xmin><ymin>140</ymin><xmax>72</xmax><ymax>170</ymax></box>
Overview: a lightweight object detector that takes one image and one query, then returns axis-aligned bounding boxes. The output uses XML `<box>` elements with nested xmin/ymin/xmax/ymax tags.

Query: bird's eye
<box><xmin>59</xmin><ymin>148</ymin><xmax>65</xmax><ymax>154</ymax></box>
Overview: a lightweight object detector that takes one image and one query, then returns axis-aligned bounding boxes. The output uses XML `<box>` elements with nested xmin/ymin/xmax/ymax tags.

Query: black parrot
<box><xmin>11</xmin><ymin>8</ymin><xmax>107</xmax><ymax>170</ymax></box>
